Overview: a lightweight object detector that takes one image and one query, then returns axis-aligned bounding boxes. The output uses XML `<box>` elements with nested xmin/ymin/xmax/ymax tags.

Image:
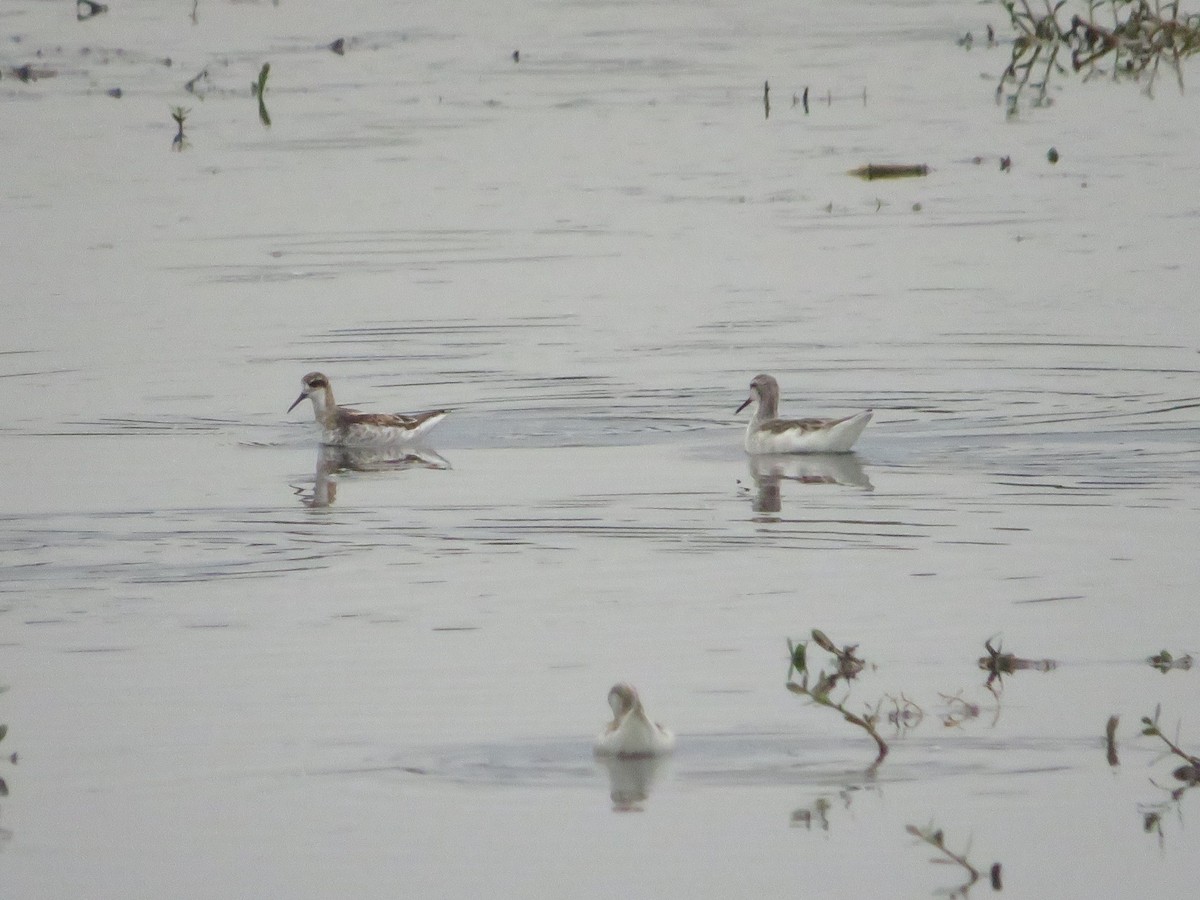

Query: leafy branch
<box><xmin>786</xmin><ymin>629</ymin><xmax>888</xmax><ymax>770</ymax></box>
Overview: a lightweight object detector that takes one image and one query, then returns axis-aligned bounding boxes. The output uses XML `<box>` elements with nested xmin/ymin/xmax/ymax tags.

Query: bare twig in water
<box><xmin>1106</xmin><ymin>714</ymin><xmax>1120</xmax><ymax>767</ymax></box>
<box><xmin>906</xmin><ymin>822</ymin><xmax>1001</xmax><ymax>897</ymax></box>
<box><xmin>848</xmin><ymin>164</ymin><xmax>930</xmax><ymax>180</ymax></box>
<box><xmin>763</xmin><ymin>80</ymin><xmax>770</xmax><ymax>119</ymax></box>
<box><xmin>254</xmin><ymin>63</ymin><xmax>272</xmax><ymax>127</ymax></box>
<box><xmin>786</xmin><ymin>630</ymin><xmax>888</xmax><ymax>770</ymax></box>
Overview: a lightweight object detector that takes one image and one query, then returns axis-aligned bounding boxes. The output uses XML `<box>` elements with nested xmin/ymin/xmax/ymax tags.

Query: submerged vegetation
<box><xmin>999</xmin><ymin>0</ymin><xmax>1200</xmax><ymax>112</ymax></box>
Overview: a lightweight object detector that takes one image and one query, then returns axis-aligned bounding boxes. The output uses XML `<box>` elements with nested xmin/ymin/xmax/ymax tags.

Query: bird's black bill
<box><xmin>735</xmin><ymin>397</ymin><xmax>752</xmax><ymax>414</ymax></box>
<box><xmin>287</xmin><ymin>391</ymin><xmax>308</xmax><ymax>413</ymax></box>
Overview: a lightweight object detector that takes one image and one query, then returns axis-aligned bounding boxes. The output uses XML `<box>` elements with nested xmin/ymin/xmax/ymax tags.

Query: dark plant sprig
<box><xmin>1132</xmin><ymin>706</ymin><xmax>1200</xmax><ymax>844</ymax></box>
<box><xmin>171</xmin><ymin>106</ymin><xmax>189</xmax><ymax>150</ymax></box>
<box><xmin>978</xmin><ymin>635</ymin><xmax>1057</xmax><ymax>693</ymax></box>
<box><xmin>906</xmin><ymin>822</ymin><xmax>1002</xmax><ymax>896</ymax></box>
<box><xmin>787</xmin><ymin>630</ymin><xmax>888</xmax><ymax>770</ymax></box>
<box><xmin>1141</xmin><ymin>704</ymin><xmax>1200</xmax><ymax>773</ymax></box>
<box><xmin>254</xmin><ymin>63</ymin><xmax>271</xmax><ymax>127</ymax></box>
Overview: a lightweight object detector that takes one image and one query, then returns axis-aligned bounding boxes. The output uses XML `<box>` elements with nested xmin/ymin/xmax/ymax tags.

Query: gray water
<box><xmin>3</xmin><ymin>0</ymin><xmax>1199</xmax><ymax>897</ymax></box>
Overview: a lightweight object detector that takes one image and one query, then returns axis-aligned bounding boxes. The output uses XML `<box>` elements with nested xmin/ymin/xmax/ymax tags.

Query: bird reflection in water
<box><xmin>294</xmin><ymin>444</ymin><xmax>450</xmax><ymax>508</ymax></box>
<box><xmin>595</xmin><ymin>754</ymin><xmax>670</xmax><ymax>813</ymax></box>
<box><xmin>744</xmin><ymin>453</ymin><xmax>872</xmax><ymax>514</ymax></box>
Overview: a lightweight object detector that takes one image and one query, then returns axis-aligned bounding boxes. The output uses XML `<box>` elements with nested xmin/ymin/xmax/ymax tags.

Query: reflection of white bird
<box><xmin>736</xmin><ymin>374</ymin><xmax>871</xmax><ymax>454</ymax></box>
<box><xmin>288</xmin><ymin>372</ymin><xmax>448</xmax><ymax>446</ymax></box>
<box><xmin>594</xmin><ymin>683</ymin><xmax>675</xmax><ymax>758</ymax></box>
<box><xmin>750</xmin><ymin>453</ymin><xmax>872</xmax><ymax>490</ymax></box>
<box><xmin>596</xmin><ymin>754</ymin><xmax>669</xmax><ymax>812</ymax></box>
<box><xmin>746</xmin><ymin>453</ymin><xmax>873</xmax><ymax>513</ymax></box>
<box><xmin>296</xmin><ymin>445</ymin><xmax>450</xmax><ymax>509</ymax></box>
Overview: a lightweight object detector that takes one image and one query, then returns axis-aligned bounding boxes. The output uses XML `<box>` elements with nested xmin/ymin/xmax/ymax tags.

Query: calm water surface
<box><xmin>2</xmin><ymin>0</ymin><xmax>1199</xmax><ymax>897</ymax></box>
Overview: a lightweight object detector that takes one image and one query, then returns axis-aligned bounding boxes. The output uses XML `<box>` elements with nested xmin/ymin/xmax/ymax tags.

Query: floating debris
<box><xmin>848</xmin><ymin>163</ymin><xmax>930</xmax><ymax>180</ymax></box>
<box><xmin>1047</xmin><ymin>146</ymin><xmax>1059</xmax><ymax>163</ymax></box>
<box><xmin>106</xmin><ymin>87</ymin><xmax>122</xmax><ymax>99</ymax></box>
<box><xmin>8</xmin><ymin>64</ymin><xmax>57</xmax><ymax>83</ymax></box>
<box><xmin>184</xmin><ymin>67</ymin><xmax>209</xmax><ymax>95</ymax></box>
<box><xmin>1106</xmin><ymin>714</ymin><xmax>1120</xmax><ymax>766</ymax></box>
<box><xmin>329</xmin><ymin>38</ymin><xmax>346</xmax><ymax>56</ymax></box>
<box><xmin>76</xmin><ymin>0</ymin><xmax>108</xmax><ymax>21</ymax></box>
<box><xmin>512</xmin><ymin>49</ymin><xmax>520</xmax><ymax>63</ymax></box>
<box><xmin>1147</xmin><ymin>649</ymin><xmax>1194</xmax><ymax>673</ymax></box>
<box><xmin>763</xmin><ymin>79</ymin><xmax>770</xmax><ymax>119</ymax></box>
<box><xmin>978</xmin><ymin>636</ymin><xmax>1057</xmax><ymax>691</ymax></box>
<box><xmin>1000</xmin><ymin>155</ymin><xmax>1012</xmax><ymax>171</ymax></box>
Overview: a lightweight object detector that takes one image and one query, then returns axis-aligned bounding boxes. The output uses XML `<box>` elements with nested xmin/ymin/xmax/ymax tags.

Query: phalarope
<box><xmin>736</xmin><ymin>373</ymin><xmax>871</xmax><ymax>454</ymax></box>
<box><xmin>287</xmin><ymin>372</ymin><xmax>448</xmax><ymax>446</ymax></box>
<box><xmin>594</xmin><ymin>683</ymin><xmax>676</xmax><ymax>758</ymax></box>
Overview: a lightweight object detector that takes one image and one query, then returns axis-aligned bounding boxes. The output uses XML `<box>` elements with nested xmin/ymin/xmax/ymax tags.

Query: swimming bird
<box><xmin>287</xmin><ymin>372</ymin><xmax>448</xmax><ymax>446</ymax></box>
<box><xmin>594</xmin><ymin>683</ymin><xmax>676</xmax><ymax>758</ymax></box>
<box><xmin>736</xmin><ymin>373</ymin><xmax>871</xmax><ymax>454</ymax></box>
